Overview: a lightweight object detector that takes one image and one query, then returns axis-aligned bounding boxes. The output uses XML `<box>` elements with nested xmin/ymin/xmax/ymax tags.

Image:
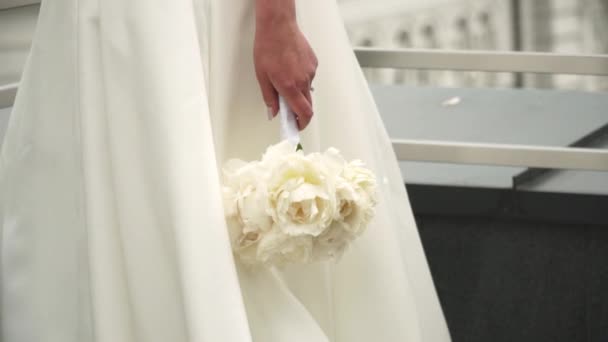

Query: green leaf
<box><xmin>296</xmin><ymin>143</ymin><xmax>303</xmax><ymax>152</ymax></box>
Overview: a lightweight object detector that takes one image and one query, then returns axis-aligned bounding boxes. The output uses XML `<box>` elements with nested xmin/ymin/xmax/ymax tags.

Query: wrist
<box><xmin>255</xmin><ymin>0</ymin><xmax>297</xmax><ymax>30</ymax></box>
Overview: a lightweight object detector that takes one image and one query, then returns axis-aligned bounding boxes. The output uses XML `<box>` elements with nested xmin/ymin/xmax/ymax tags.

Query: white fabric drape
<box><xmin>0</xmin><ymin>0</ymin><xmax>451</xmax><ymax>341</ymax></box>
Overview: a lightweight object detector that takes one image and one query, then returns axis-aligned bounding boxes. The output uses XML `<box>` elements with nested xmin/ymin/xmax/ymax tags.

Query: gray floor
<box><xmin>371</xmin><ymin>85</ymin><xmax>608</xmax><ymax>196</ymax></box>
<box><xmin>418</xmin><ymin>214</ymin><xmax>608</xmax><ymax>342</ymax></box>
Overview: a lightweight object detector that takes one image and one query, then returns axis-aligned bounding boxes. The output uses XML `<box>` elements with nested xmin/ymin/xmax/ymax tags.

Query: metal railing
<box><xmin>355</xmin><ymin>48</ymin><xmax>608</xmax><ymax>75</ymax></box>
<box><xmin>2</xmin><ymin>49</ymin><xmax>608</xmax><ymax>171</ymax></box>
<box><xmin>355</xmin><ymin>48</ymin><xmax>608</xmax><ymax>172</ymax></box>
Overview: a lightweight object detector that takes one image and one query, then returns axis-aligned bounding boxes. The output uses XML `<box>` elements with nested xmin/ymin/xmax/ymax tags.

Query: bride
<box><xmin>0</xmin><ymin>0</ymin><xmax>451</xmax><ymax>341</ymax></box>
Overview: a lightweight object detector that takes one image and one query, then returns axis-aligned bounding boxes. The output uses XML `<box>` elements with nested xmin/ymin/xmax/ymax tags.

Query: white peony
<box><xmin>339</xmin><ymin>160</ymin><xmax>378</xmax><ymax>234</ymax></box>
<box><xmin>234</xmin><ymin>185</ymin><xmax>272</xmax><ymax>232</ymax></box>
<box><xmin>256</xmin><ymin>226</ymin><xmax>313</xmax><ymax>266</ymax></box>
<box><xmin>316</xmin><ymin>152</ymin><xmax>377</xmax><ymax>238</ymax></box>
<box><xmin>222</xmin><ymin>159</ymin><xmax>272</xmax><ymax>253</ymax></box>
<box><xmin>260</xmin><ymin>140</ymin><xmax>298</xmax><ymax>166</ymax></box>
<box><xmin>343</xmin><ymin>160</ymin><xmax>378</xmax><ymax>205</ymax></box>
<box><xmin>264</xmin><ymin>143</ymin><xmax>336</xmax><ymax>238</ymax></box>
<box><xmin>333</xmin><ymin>177</ymin><xmax>367</xmax><ymax>235</ymax></box>
<box><xmin>221</xmin><ymin>140</ymin><xmax>378</xmax><ymax>267</ymax></box>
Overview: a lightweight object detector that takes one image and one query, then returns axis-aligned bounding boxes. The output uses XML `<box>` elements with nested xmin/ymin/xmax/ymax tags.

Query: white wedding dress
<box><xmin>0</xmin><ymin>0</ymin><xmax>451</xmax><ymax>341</ymax></box>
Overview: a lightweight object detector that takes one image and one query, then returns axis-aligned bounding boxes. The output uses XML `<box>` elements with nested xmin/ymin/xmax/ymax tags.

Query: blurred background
<box><xmin>340</xmin><ymin>0</ymin><xmax>608</xmax><ymax>91</ymax></box>
<box><xmin>1</xmin><ymin>0</ymin><xmax>608</xmax><ymax>89</ymax></box>
<box><xmin>336</xmin><ymin>2</ymin><xmax>608</xmax><ymax>342</ymax></box>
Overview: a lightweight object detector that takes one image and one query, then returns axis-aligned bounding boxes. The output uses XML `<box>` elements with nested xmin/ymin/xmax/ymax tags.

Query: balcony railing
<box><xmin>355</xmin><ymin>48</ymin><xmax>608</xmax><ymax>172</ymax></box>
<box><xmin>355</xmin><ymin>48</ymin><xmax>608</xmax><ymax>76</ymax></box>
<box><xmin>2</xmin><ymin>49</ymin><xmax>608</xmax><ymax>172</ymax></box>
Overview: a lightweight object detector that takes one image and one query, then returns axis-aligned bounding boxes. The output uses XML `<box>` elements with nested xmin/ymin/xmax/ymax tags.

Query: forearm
<box><xmin>255</xmin><ymin>0</ymin><xmax>297</xmax><ymax>30</ymax></box>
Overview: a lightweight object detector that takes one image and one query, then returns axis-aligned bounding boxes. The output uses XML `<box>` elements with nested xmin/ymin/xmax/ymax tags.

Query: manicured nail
<box><xmin>267</xmin><ymin>107</ymin><xmax>274</xmax><ymax>120</ymax></box>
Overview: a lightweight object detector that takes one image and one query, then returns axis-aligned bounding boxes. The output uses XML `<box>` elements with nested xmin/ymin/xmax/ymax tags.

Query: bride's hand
<box><xmin>254</xmin><ymin>0</ymin><xmax>318</xmax><ymax>130</ymax></box>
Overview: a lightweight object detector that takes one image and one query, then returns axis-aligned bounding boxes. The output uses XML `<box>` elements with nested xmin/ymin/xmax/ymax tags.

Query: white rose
<box><xmin>257</xmin><ymin>226</ymin><xmax>313</xmax><ymax>266</ymax></box>
<box><xmin>314</xmin><ymin>149</ymin><xmax>377</xmax><ymax>233</ymax></box>
<box><xmin>234</xmin><ymin>185</ymin><xmax>273</xmax><ymax>233</ymax></box>
<box><xmin>332</xmin><ymin>160</ymin><xmax>378</xmax><ymax>236</ymax></box>
<box><xmin>311</xmin><ymin>147</ymin><xmax>347</xmax><ymax>177</ymax></box>
<box><xmin>261</xmin><ymin>140</ymin><xmax>297</xmax><ymax>165</ymax></box>
<box><xmin>223</xmin><ymin>158</ymin><xmax>263</xmax><ymax>189</ymax></box>
<box><xmin>333</xmin><ymin>177</ymin><xmax>366</xmax><ymax>235</ymax></box>
<box><xmin>343</xmin><ymin>160</ymin><xmax>378</xmax><ymax>205</ymax></box>
<box><xmin>222</xmin><ymin>158</ymin><xmax>273</xmax><ymax>249</ymax></box>
<box><xmin>265</xmin><ymin>149</ymin><xmax>336</xmax><ymax>237</ymax></box>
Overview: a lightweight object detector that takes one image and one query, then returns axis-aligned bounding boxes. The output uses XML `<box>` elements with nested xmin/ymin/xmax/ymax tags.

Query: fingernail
<box><xmin>267</xmin><ymin>107</ymin><xmax>274</xmax><ymax>121</ymax></box>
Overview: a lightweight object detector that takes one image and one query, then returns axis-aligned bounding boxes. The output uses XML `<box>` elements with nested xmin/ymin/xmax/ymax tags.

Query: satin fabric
<box><xmin>0</xmin><ymin>0</ymin><xmax>451</xmax><ymax>341</ymax></box>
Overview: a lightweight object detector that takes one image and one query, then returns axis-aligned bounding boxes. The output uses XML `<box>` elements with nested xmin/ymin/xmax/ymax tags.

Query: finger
<box><xmin>303</xmin><ymin>88</ymin><xmax>313</xmax><ymax>111</ymax></box>
<box><xmin>257</xmin><ymin>74</ymin><xmax>279</xmax><ymax>119</ymax></box>
<box><xmin>282</xmin><ymin>89</ymin><xmax>313</xmax><ymax>130</ymax></box>
<box><xmin>309</xmin><ymin>50</ymin><xmax>318</xmax><ymax>80</ymax></box>
<box><xmin>301</xmin><ymin>89</ymin><xmax>314</xmax><ymax>130</ymax></box>
<box><xmin>310</xmin><ymin>60</ymin><xmax>318</xmax><ymax>81</ymax></box>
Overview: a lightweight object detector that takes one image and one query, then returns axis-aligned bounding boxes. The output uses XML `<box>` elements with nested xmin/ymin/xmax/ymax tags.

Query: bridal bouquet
<box><xmin>222</xmin><ymin>98</ymin><xmax>378</xmax><ymax>267</ymax></box>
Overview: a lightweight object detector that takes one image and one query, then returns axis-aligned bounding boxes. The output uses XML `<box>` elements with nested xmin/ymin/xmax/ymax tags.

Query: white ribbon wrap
<box><xmin>278</xmin><ymin>95</ymin><xmax>301</xmax><ymax>146</ymax></box>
